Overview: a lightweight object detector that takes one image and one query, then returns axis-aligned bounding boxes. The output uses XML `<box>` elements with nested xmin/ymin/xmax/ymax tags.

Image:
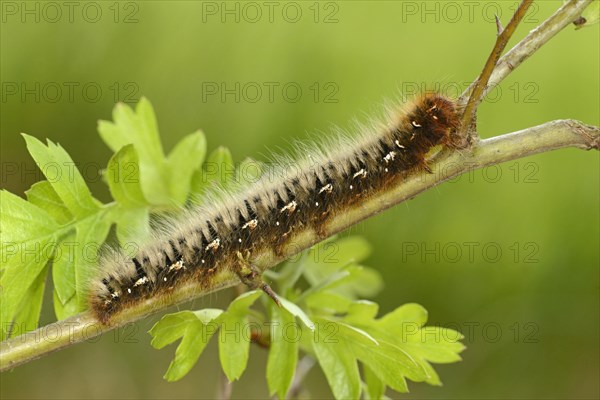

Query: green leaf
<box><xmin>98</xmin><ymin>98</ymin><xmax>170</xmax><ymax>205</ymax></box>
<box><xmin>419</xmin><ymin>360</ymin><xmax>442</xmax><ymax>386</ymax></box>
<box><xmin>330</xmin><ymin>321</ymin><xmax>427</xmax><ymax>392</ymax></box>
<box><xmin>105</xmin><ymin>144</ymin><xmax>150</xmax><ymax>247</ymax></box>
<box><xmin>279</xmin><ymin>296</ymin><xmax>315</xmax><ymax>330</ymax></box>
<box><xmin>150</xmin><ymin>311</ymin><xmax>203</xmax><ymax>349</ymax></box>
<box><xmin>149</xmin><ymin>310</ymin><xmax>223</xmax><ymax>382</ymax></box>
<box><xmin>304</xmin><ymin>236</ymin><xmax>372</xmax><ymax>279</ymax></box>
<box><xmin>312</xmin><ymin>320</ymin><xmax>361</xmax><ymax>400</ymax></box>
<box><xmin>403</xmin><ymin>327</ymin><xmax>465</xmax><ymax>363</ymax></box>
<box><xmin>302</xmin><ymin>237</ymin><xmax>377</xmax><ymax>299</ymax></box>
<box><xmin>164</xmin><ymin>321</ymin><xmax>217</xmax><ymax>382</ymax></box>
<box><xmin>9</xmin><ymin>264</ymin><xmax>48</xmax><ymax>337</ymax></box>
<box><xmin>99</xmin><ymin>98</ymin><xmax>165</xmax><ymax>163</ymax></box>
<box><xmin>49</xmin><ymin>207</ymin><xmax>114</xmax><ymax>319</ymax></box>
<box><xmin>106</xmin><ymin>144</ymin><xmax>147</xmax><ymax>207</ymax></box>
<box><xmin>351</xmin><ymin>338</ymin><xmax>419</xmax><ymax>392</ymax></box>
<box><xmin>25</xmin><ymin>181</ymin><xmax>72</xmax><ymax>224</ymax></box>
<box><xmin>305</xmin><ymin>291</ymin><xmax>352</xmax><ymax>314</ymax></box>
<box><xmin>167</xmin><ymin>130</ymin><xmax>207</xmax><ymax>204</ymax></box>
<box><xmin>267</xmin><ymin>304</ymin><xmax>298</xmax><ymax>398</ymax></box>
<box><xmin>345</xmin><ymin>300</ymin><xmax>379</xmax><ymax>325</ymax></box>
<box><xmin>193</xmin><ymin>308</ymin><xmax>225</xmax><ymax>324</ymax></box>
<box><xmin>0</xmin><ymin>191</ymin><xmax>60</xmax><ymax>245</ymax></box>
<box><xmin>328</xmin><ymin>318</ymin><xmax>419</xmax><ymax>392</ymax></box>
<box><xmin>51</xmin><ymin>233</ymin><xmax>77</xmax><ymax>304</ymax></box>
<box><xmin>219</xmin><ymin>290</ymin><xmax>262</xmax><ymax>381</ymax></box>
<box><xmin>70</xmin><ymin>209</ymin><xmax>113</xmax><ymax>310</ymax></box>
<box><xmin>302</xmin><ymin>270</ymin><xmax>352</xmax><ymax>297</ymax></box>
<box><xmin>339</xmin><ymin>266</ymin><xmax>384</xmax><ymax>298</ymax></box>
<box><xmin>374</xmin><ymin>303</ymin><xmax>465</xmax><ymax>364</ymax></box>
<box><xmin>22</xmin><ymin>134</ymin><xmax>100</xmax><ymax>218</ymax></box>
<box><xmin>53</xmin><ymin>291</ymin><xmax>80</xmax><ymax>321</ymax></box>
<box><xmin>363</xmin><ymin>364</ymin><xmax>386</xmax><ymax>400</ymax></box>
<box><xmin>227</xmin><ymin>290</ymin><xmax>263</xmax><ymax>315</ymax></box>
<box><xmin>0</xmin><ymin>190</ymin><xmax>59</xmax><ymax>339</ymax></box>
<box><xmin>378</xmin><ymin>303</ymin><xmax>429</xmax><ymax>333</ymax></box>
<box><xmin>348</xmin><ymin>302</ymin><xmax>465</xmax><ymax>388</ymax></box>
<box><xmin>302</xmin><ymin>264</ymin><xmax>383</xmax><ymax>305</ymax></box>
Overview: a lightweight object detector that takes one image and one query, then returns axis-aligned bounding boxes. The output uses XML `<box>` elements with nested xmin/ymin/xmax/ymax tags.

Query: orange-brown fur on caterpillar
<box><xmin>90</xmin><ymin>93</ymin><xmax>460</xmax><ymax>324</ymax></box>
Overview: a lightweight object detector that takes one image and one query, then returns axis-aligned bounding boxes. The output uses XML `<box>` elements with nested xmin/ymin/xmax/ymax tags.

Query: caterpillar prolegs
<box><xmin>91</xmin><ymin>94</ymin><xmax>461</xmax><ymax>323</ymax></box>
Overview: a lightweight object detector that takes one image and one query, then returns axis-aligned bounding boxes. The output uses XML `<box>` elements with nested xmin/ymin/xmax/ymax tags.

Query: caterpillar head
<box><xmin>412</xmin><ymin>94</ymin><xmax>461</xmax><ymax>147</ymax></box>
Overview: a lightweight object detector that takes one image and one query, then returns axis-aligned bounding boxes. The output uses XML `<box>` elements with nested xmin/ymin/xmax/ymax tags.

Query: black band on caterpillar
<box><xmin>90</xmin><ymin>93</ymin><xmax>460</xmax><ymax>324</ymax></box>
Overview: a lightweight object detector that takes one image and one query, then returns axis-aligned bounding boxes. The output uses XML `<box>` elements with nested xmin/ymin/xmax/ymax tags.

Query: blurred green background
<box><xmin>1</xmin><ymin>1</ymin><xmax>598</xmax><ymax>399</ymax></box>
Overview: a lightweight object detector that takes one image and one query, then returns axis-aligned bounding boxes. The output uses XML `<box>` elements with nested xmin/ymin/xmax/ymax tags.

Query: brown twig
<box><xmin>483</xmin><ymin>0</ymin><xmax>595</xmax><ymax>98</ymax></box>
<box><xmin>459</xmin><ymin>0</ymin><xmax>534</xmax><ymax>142</ymax></box>
<box><xmin>460</xmin><ymin>0</ymin><xmax>595</xmax><ymax>106</ymax></box>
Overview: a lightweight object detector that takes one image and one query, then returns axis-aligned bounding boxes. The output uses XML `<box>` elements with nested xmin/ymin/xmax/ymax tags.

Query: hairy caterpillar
<box><xmin>91</xmin><ymin>93</ymin><xmax>461</xmax><ymax>324</ymax></box>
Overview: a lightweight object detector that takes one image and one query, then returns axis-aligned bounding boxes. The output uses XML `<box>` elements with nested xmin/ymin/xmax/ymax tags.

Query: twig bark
<box><xmin>1</xmin><ymin>0</ymin><xmax>598</xmax><ymax>372</ymax></box>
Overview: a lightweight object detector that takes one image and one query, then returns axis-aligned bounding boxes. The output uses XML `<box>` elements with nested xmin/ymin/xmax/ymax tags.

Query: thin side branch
<box><xmin>487</xmin><ymin>0</ymin><xmax>595</xmax><ymax>96</ymax></box>
<box><xmin>1</xmin><ymin>119</ymin><xmax>598</xmax><ymax>372</ymax></box>
<box><xmin>460</xmin><ymin>0</ymin><xmax>594</xmax><ymax>103</ymax></box>
<box><xmin>461</xmin><ymin>0</ymin><xmax>533</xmax><ymax>138</ymax></box>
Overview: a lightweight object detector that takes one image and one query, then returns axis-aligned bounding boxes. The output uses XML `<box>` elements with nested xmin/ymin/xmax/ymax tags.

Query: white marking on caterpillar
<box><xmin>238</xmin><ymin>238</ymin><xmax>242</xmax><ymax>243</ymax></box>
<box><xmin>206</xmin><ymin>239</ymin><xmax>220</xmax><ymax>251</ymax></box>
<box><xmin>127</xmin><ymin>288</ymin><xmax>132</xmax><ymax>293</ymax></box>
<box><xmin>433</xmin><ymin>115</ymin><xmax>438</xmax><ymax>120</ymax></box>
<box><xmin>280</xmin><ymin>201</ymin><xmax>297</xmax><ymax>214</ymax></box>
<box><xmin>319</xmin><ymin>184</ymin><xmax>333</xmax><ymax>194</ymax></box>
<box><xmin>384</xmin><ymin>151</ymin><xmax>396</xmax><ymax>163</ymax></box>
<box><xmin>315</xmin><ymin>202</ymin><xmax>319</xmax><ymax>206</ymax></box>
<box><xmin>412</xmin><ymin>121</ymin><xmax>422</xmax><ymax>128</ymax></box>
<box><xmin>276</xmin><ymin>221</ymin><xmax>280</xmax><ymax>226</ymax></box>
<box><xmin>133</xmin><ymin>276</ymin><xmax>148</xmax><ymax>287</ymax></box>
<box><xmin>353</xmin><ymin>169</ymin><xmax>367</xmax><ymax>179</ymax></box>
<box><xmin>242</xmin><ymin>219</ymin><xmax>258</xmax><ymax>230</ymax></box>
<box><xmin>111</xmin><ymin>292</ymin><xmax>120</xmax><ymax>298</ymax></box>
<box><xmin>395</xmin><ymin>140</ymin><xmax>405</xmax><ymax>149</ymax></box>
<box><xmin>168</xmin><ymin>260</ymin><xmax>185</xmax><ymax>272</ymax></box>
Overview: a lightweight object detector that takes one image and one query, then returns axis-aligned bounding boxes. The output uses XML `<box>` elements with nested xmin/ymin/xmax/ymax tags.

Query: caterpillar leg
<box><xmin>235</xmin><ymin>251</ymin><xmax>281</xmax><ymax>306</ymax></box>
